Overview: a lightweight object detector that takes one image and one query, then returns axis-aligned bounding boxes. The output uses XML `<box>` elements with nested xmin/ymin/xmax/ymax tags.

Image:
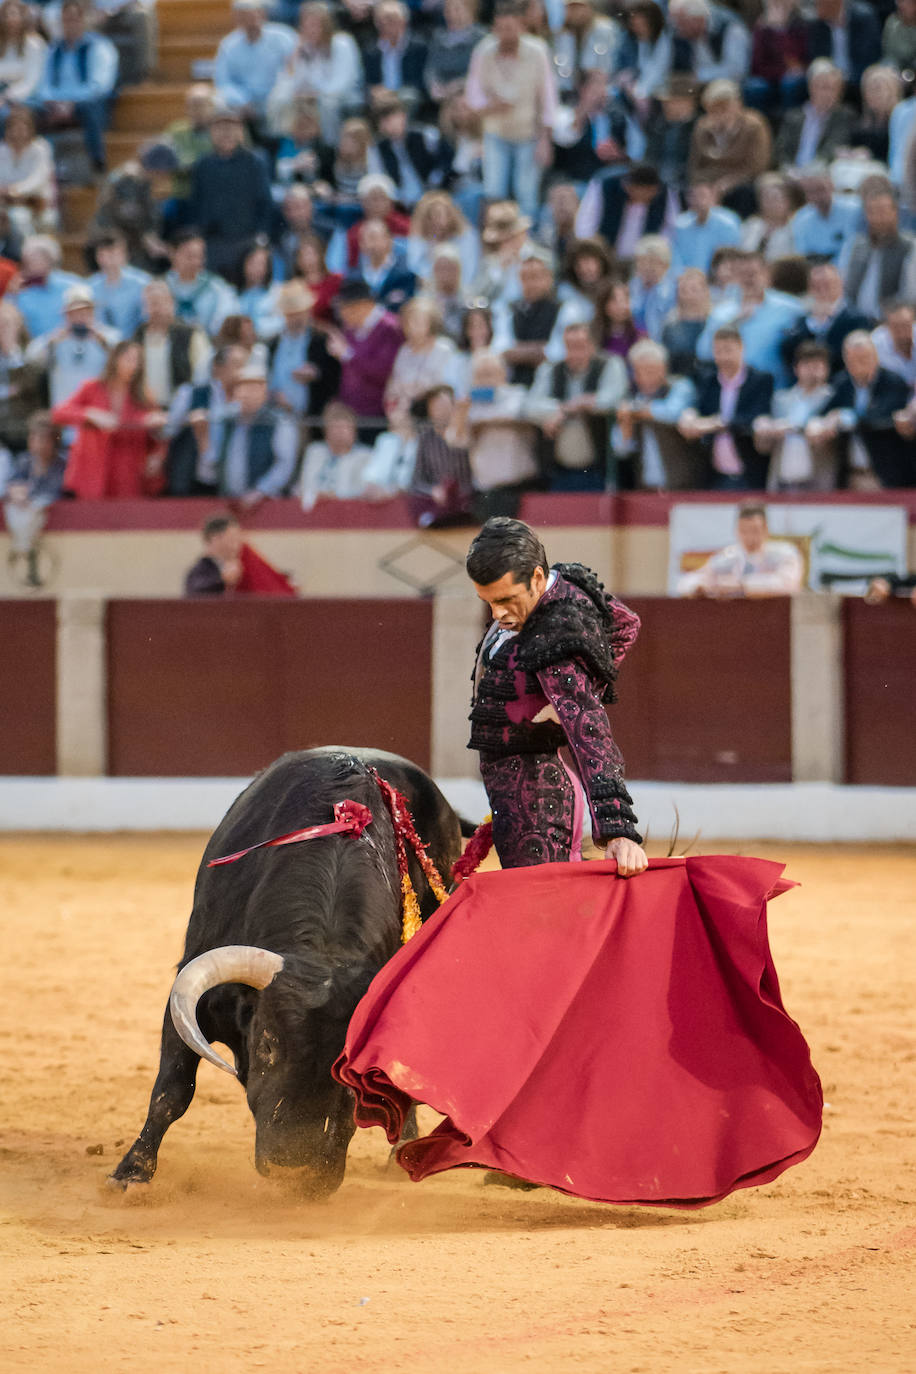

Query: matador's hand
<box><xmin>606</xmin><ymin>837</ymin><xmax>649</xmax><ymax>877</ymax></box>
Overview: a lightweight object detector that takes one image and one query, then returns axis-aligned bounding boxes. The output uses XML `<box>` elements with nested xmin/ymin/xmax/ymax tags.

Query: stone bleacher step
<box><xmin>112</xmin><ymin>82</ymin><xmax>191</xmax><ymax>133</ymax></box>
<box><xmin>59</xmin><ymin>185</ymin><xmax>99</xmax><ymax>234</ymax></box>
<box><xmin>157</xmin><ymin>0</ymin><xmax>233</xmax><ymax>36</ymax></box>
<box><xmin>59</xmin><ymin>232</ymin><xmax>88</xmax><ymax>275</ymax></box>
<box><xmin>157</xmin><ymin>36</ymin><xmax>216</xmax><ymax>82</ymax></box>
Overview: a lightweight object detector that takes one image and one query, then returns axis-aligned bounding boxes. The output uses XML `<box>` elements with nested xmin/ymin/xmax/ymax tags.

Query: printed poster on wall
<box><xmin>667</xmin><ymin>504</ymin><xmax>909</xmax><ymax>595</ymax></box>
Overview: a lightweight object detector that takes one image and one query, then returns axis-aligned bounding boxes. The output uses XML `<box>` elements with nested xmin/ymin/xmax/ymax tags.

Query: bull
<box><xmin>109</xmin><ymin>747</ymin><xmax>462</xmax><ymax>1198</ymax></box>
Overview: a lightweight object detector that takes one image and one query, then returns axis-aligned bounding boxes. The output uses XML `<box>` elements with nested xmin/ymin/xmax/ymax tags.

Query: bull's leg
<box><xmin>108</xmin><ymin>1006</ymin><xmax>206</xmax><ymax>1188</ymax></box>
<box><xmin>386</xmin><ymin>1102</ymin><xmax>419</xmax><ymax>1172</ymax></box>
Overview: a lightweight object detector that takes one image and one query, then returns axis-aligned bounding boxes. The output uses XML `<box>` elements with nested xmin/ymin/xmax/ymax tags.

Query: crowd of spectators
<box><xmin>3</xmin><ymin>0</ymin><xmax>916</xmax><ymax>578</ymax></box>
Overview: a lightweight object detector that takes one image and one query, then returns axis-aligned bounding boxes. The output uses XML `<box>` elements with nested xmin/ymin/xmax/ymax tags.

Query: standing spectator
<box><xmin>781</xmin><ymin>259</ymin><xmax>869</xmax><ymax>375</ymax></box>
<box><xmin>667</xmin><ymin>0</ymin><xmax>752</xmax><ymax>85</ymax></box>
<box><xmin>424</xmin><ymin>0</ymin><xmax>484</xmax><ymax>103</ymax></box>
<box><xmin>30</xmin><ymin>0</ymin><xmax>119</xmax><ymax>174</ymax></box>
<box><xmin>2</xmin><ymin>411</ymin><xmax>64</xmax><ymax>584</ymax></box>
<box><xmin>594</xmin><ymin>278</ymin><xmax>645</xmax><ymax>361</ymax></box>
<box><xmin>697</xmin><ymin>250</ymin><xmax>804</xmax><ymax>385</ymax></box>
<box><xmin>808</xmin><ymin>331</ymin><xmax>914</xmax><ymax>487</ymax></box>
<box><xmin>190</xmin><ymin>104</ymin><xmax>272</xmax><ymax>279</ymax></box>
<box><xmin>614</xmin><ymin>339</ymin><xmax>699</xmax><ymax>489</ymax></box>
<box><xmin>575</xmin><ymin>162</ymin><xmax>670</xmax><ymax>256</ymax></box>
<box><xmin>164</xmin><ymin>84</ymin><xmax>214</xmax><ymax>201</ymax></box>
<box><xmin>661</xmin><ymin>267</ymin><xmax>712</xmax><ymax>376</ymax></box>
<box><xmin>495</xmin><ymin>246</ymin><xmax>559</xmax><ymax>386</ymax></box>
<box><xmin>406</xmin><ymin>190</ymin><xmax>478</xmax><ymax>287</ymax></box>
<box><xmin>642</xmin><ymin>75</ymin><xmax>700</xmax><ymax>196</ymax></box>
<box><xmin>672</xmin><ymin>178</ymin><xmax>742</xmax><ymax>274</ymax></box>
<box><xmin>741</xmin><ymin>174</ymin><xmax>798</xmax><ymax>261</ymax></box>
<box><xmin>214</xmin><ymin>360</ymin><xmax>299</xmax><ymax>503</ymax></box>
<box><xmin>804</xmin><ymin>0</ymin><xmax>881</xmax><ymax>93</ymax></box>
<box><xmin>88</xmin><ymin>230</ymin><xmax>149</xmax><ymax>336</ymax></box>
<box><xmin>386</xmin><ymin>295</ymin><xmax>458</xmax><ymax>407</ymax></box>
<box><xmin>629</xmin><ymin>236</ymin><xmax>676</xmax><ymax>342</ymax></box>
<box><xmin>790</xmin><ymin>164</ymin><xmax>861</xmax><ymax>264</ymax></box>
<box><xmin>267</xmin><ymin>279</ymin><xmax>339</xmax><ymax>418</ymax></box>
<box><xmin>871</xmin><ymin>300</ymin><xmax>916</xmax><ymax>386</ymax></box>
<box><xmin>184</xmin><ymin>512</ymin><xmax>297</xmax><ymax>596</ymax></box>
<box><xmin>882</xmin><ymin>0</ymin><xmax>916</xmax><ymax>71</ymax></box>
<box><xmin>54</xmin><ymin>339</ymin><xmax>166</xmax><ymax>497</ymax></box>
<box><xmin>356</xmin><ymin>218</ymin><xmax>418</xmax><ymax>312</ymax></box>
<box><xmin>745</xmin><ymin>0</ymin><xmax>809</xmax><ymax>117</ymax></box>
<box><xmin>687</xmin><ymin>79</ymin><xmax>772</xmax><ymax>217</ymax></box>
<box><xmin>299</xmin><ymin>400</ymin><xmax>372</xmax><ymax>509</ymax></box>
<box><xmin>213</xmin><ymin>0</ymin><xmax>296</xmax><ymax>133</ymax></box>
<box><xmin>370</xmin><ymin>97</ymin><xmax>453</xmax><ymax>211</ymax></box>
<box><xmin>326</xmin><ymin>274</ymin><xmax>402</xmax><ymax>430</ymax></box>
<box><xmin>528</xmin><ymin>320</ymin><xmax>627</xmax><ymax>490</ymax></box>
<box><xmin>774</xmin><ymin>59</ymin><xmax>856</xmax><ymax>168</ymax></box>
<box><xmin>267</xmin><ymin>2</ymin><xmax>362</xmax><ymax>144</ymax></box>
<box><xmin>165</xmin><ymin>228</ymin><xmax>238</xmax><ymax>336</ymax></box>
<box><xmin>0</xmin><ymin>106</ymin><xmax>56</xmax><ymax>239</ymax></box>
<box><xmin>840</xmin><ymin>182</ymin><xmax>916</xmax><ymax>323</ymax></box>
<box><xmin>363</xmin><ymin>0</ymin><xmax>428</xmax><ymax>110</ymax></box>
<box><xmin>465</xmin><ymin>348</ymin><xmax>538</xmax><ymax>512</ymax></box>
<box><xmin>135</xmin><ymin>278</ymin><xmax>211</xmax><ymax>410</ymax></box>
<box><xmin>677</xmin><ymin>503</ymin><xmax>805</xmax><ymax>596</ymax></box>
<box><xmin>465</xmin><ymin>0</ymin><xmax>558</xmax><ymax>221</ymax></box>
<box><xmin>26</xmin><ymin>282</ymin><xmax>118</xmax><ymax>407</ymax></box>
<box><xmin>289</xmin><ymin>232</ymin><xmax>342</xmax><ymax>324</ymax></box>
<box><xmin>753</xmin><ymin>340</ymin><xmax>834</xmax><ymax>489</ymax></box>
<box><xmin>0</xmin><ymin>1</ymin><xmax>46</xmax><ymax>117</ymax></box>
<box><xmin>679</xmin><ymin>326</ymin><xmax>775</xmax><ymax>489</ymax></box>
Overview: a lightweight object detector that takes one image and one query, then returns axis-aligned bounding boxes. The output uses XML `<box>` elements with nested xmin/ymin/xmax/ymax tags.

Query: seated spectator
<box><xmin>548</xmin><ymin>235</ymin><xmax>615</xmax><ymax>354</ymax></box>
<box><xmin>0</xmin><ymin>106</ymin><xmax>55</xmax><ymax>239</ymax></box>
<box><xmin>745</xmin><ymin>0</ymin><xmax>809</xmax><ymax>117</ymax></box>
<box><xmin>791</xmin><ymin>164</ymin><xmax>861</xmax><ymax>264</ymax></box>
<box><xmin>274</xmin><ymin>98</ymin><xmax>334</xmax><ymax>192</ymax></box>
<box><xmin>780</xmin><ymin>259</ymin><xmax>869</xmax><ymax>375</ymax></box>
<box><xmin>453</xmin><ymin>300</ymin><xmax>493</xmax><ymax>394</ymax></box>
<box><xmin>774</xmin><ymin>59</ymin><xmax>855</xmax><ymax>169</ymax></box>
<box><xmin>405</xmin><ymin>384</ymin><xmax>473</xmax><ymax>526</ymax></box>
<box><xmin>424</xmin><ymin>0</ymin><xmax>484</xmax><ymax>104</ymax></box>
<box><xmin>214</xmin><ymin>312</ymin><xmax>262</xmax><ymax>361</ymax></box>
<box><xmin>849</xmin><ymin>65</ymin><xmax>900</xmax><ymax>165</ymax></box>
<box><xmin>614</xmin><ymin>339</ymin><xmax>699</xmax><ymax>490</ymax></box>
<box><xmin>840</xmin><ymin>181</ymin><xmax>916</xmax><ymax>323</ymax></box>
<box><xmin>551</xmin><ymin>69</ymin><xmax>630</xmax><ymax>187</ymax></box>
<box><xmin>679</xmin><ymin>326</ymin><xmax>775</xmax><ymax>489</ymax></box>
<box><xmin>528</xmin><ymin>320</ymin><xmax>626</xmax><ymax>490</ymax></box>
<box><xmin>616</xmin><ymin>0</ymin><xmax>671</xmax><ymax>108</ymax></box>
<box><xmin>552</xmin><ymin>0</ymin><xmax>619</xmax><ymax>100</ymax></box>
<box><xmin>629</xmin><ymin>236</ymin><xmax>676</xmax><ymax>342</ymax></box>
<box><xmin>363</xmin><ymin>0</ymin><xmax>428</xmax><ymax>112</ymax></box>
<box><xmin>30</xmin><ymin>0</ymin><xmax>119</xmax><ymax>174</ymax></box>
<box><xmin>0</xmin><ymin>299</ymin><xmax>42</xmax><ymax>450</ymax></box>
<box><xmin>92</xmin><ymin>0</ymin><xmax>155</xmax><ymax>87</ymax></box>
<box><xmin>165</xmin><ymin>228</ymin><xmax>237</xmax><ymax>336</ymax></box>
<box><xmin>190</xmin><ymin>104</ymin><xmax>272</xmax><ymax>280</ymax></box>
<box><xmin>575</xmin><ymin>162</ymin><xmax>669</xmax><ymax>258</ymax></box>
<box><xmin>288</xmin><ymin>231</ymin><xmax>342</xmax><ymax>325</ymax></box>
<box><xmin>672</xmin><ymin>178</ymin><xmax>742</xmax><ymax>275</ymax></box>
<box><xmin>326</xmin><ymin>273</ymin><xmax>402</xmax><ymax>432</ymax></box>
<box><xmin>471</xmin><ymin>199</ymin><xmax>534</xmax><ymax>306</ymax></box>
<box><xmin>27</xmin><ymin>282</ymin><xmax>118</xmax><ymax>407</ymax></box>
<box><xmin>425</xmin><ymin>246</ymin><xmax>466</xmax><ymax>343</ymax></box>
<box><xmin>325</xmin><ymin>117</ymin><xmax>374</xmax><ymax>206</ymax></box>
<box><xmin>88</xmin><ymin>230</ymin><xmax>149</xmax><ymax>336</ymax></box>
<box><xmin>300</xmin><ymin>400</ymin><xmax>372</xmax><ymax>509</ymax></box>
<box><xmin>804</xmin><ymin>0</ymin><xmax>881</xmax><ymax>93</ymax></box>
<box><xmin>9</xmin><ymin>234</ymin><xmax>80</xmax><ymax>340</ymax></box>
<box><xmin>233</xmin><ymin>237</ymin><xmax>282</xmax><ymax>341</ymax></box>
<box><xmin>268</xmin><ymin>3</ymin><xmax>362</xmax><ymax>144</ymax></box>
<box><xmin>536</xmin><ymin>180</ymin><xmax>580</xmax><ymax>266</ymax></box>
<box><xmin>687</xmin><ymin>79</ymin><xmax>772</xmax><ymax>219</ymax></box>
<box><xmin>661</xmin><ymin>267</ymin><xmax>712</xmax><ymax>376</ymax></box>
<box><xmin>343</xmin><ymin>173</ymin><xmax>411</xmax><ymax>272</ymax></box>
<box><xmin>872</xmin><ymin>299</ymin><xmax>916</xmax><ymax>386</ymax></box>
<box><xmin>1</xmin><ymin>410</ymin><xmax>64</xmax><ymax>585</ymax></box>
<box><xmin>753</xmin><ymin>340</ymin><xmax>834</xmax><ymax>489</ymax></box>
<box><xmin>370</xmin><ymin>97</ymin><xmax>453</xmax><ymax>212</ymax></box>
<box><xmin>594</xmin><ymin>278</ymin><xmax>645</xmax><ymax>361</ymax></box>
<box><xmin>386</xmin><ymin>294</ymin><xmax>458</xmax><ymax>407</ymax></box>
<box><xmin>677</xmin><ymin>502</ymin><xmax>805</xmax><ymax>596</ymax></box>
<box><xmin>882</xmin><ymin>0</ymin><xmax>916</xmax><ymax>72</ymax></box>
<box><xmin>213</xmin><ymin>0</ymin><xmax>296</xmax><ymax>134</ymax></box>
<box><xmin>465</xmin><ymin>348</ymin><xmax>538</xmax><ymax>514</ymax></box>
<box><xmin>807</xmin><ymin>330</ymin><xmax>915</xmax><ymax>487</ymax></box>
<box><xmin>213</xmin><ymin>360</ymin><xmax>299</xmax><ymax>504</ymax></box>
<box><xmin>741</xmin><ymin>174</ymin><xmax>798</xmax><ymax>262</ymax></box>
<box><xmin>54</xmin><ymin>338</ymin><xmax>166</xmax><ymax>497</ymax></box>
<box><xmin>642</xmin><ymin>76</ymin><xmax>700</xmax><ymax>197</ymax></box>
<box><xmin>708</xmin><ymin>243</ymin><xmax>745</xmax><ymax>303</ymax></box>
<box><xmin>697</xmin><ymin>250</ymin><xmax>804</xmax><ymax>385</ymax></box>
<box><xmin>355</xmin><ymin>218</ymin><xmax>418</xmax><ymax>313</ymax></box>
<box><xmin>267</xmin><ymin>279</ymin><xmax>339</xmax><ymax>419</ymax></box>
<box><xmin>437</xmin><ymin>91</ymin><xmax>484</xmax><ymax>227</ymax></box>
<box><xmin>87</xmin><ymin>142</ymin><xmax>177</xmax><ymax>272</ymax></box>
<box><xmin>184</xmin><ymin>512</ymin><xmax>297</xmax><ymax>597</ymax></box>
<box><xmin>164</xmin><ymin>84</ymin><xmax>214</xmax><ymax>202</ymax></box>
<box><xmin>165</xmin><ymin>342</ymin><xmax>247</xmax><ymax>493</ymax></box>
<box><xmin>135</xmin><ymin>278</ymin><xmax>211</xmax><ymax>414</ymax></box>
<box><xmin>0</xmin><ymin>2</ymin><xmax>46</xmax><ymax>119</ymax></box>
<box><xmin>274</xmin><ymin>185</ymin><xmax>318</xmax><ymax>281</ymax></box>
<box><xmin>494</xmin><ymin>246</ymin><xmax>559</xmax><ymax>386</ymax></box>
<box><xmin>363</xmin><ymin>394</ymin><xmax>417</xmax><ymax>497</ymax></box>
<box><xmin>667</xmin><ymin>0</ymin><xmax>751</xmax><ymax>86</ymax></box>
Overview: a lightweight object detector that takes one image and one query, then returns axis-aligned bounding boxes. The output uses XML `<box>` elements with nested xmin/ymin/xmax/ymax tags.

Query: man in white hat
<box><xmin>213</xmin><ymin>0</ymin><xmax>296</xmax><ymax>129</ymax></box>
<box><xmin>213</xmin><ymin>360</ymin><xmax>300</xmax><ymax>505</ymax></box>
<box><xmin>268</xmin><ymin>280</ymin><xmax>340</xmax><ymax>419</ymax></box>
<box><xmin>25</xmin><ymin>283</ymin><xmax>119</xmax><ymax>408</ymax></box>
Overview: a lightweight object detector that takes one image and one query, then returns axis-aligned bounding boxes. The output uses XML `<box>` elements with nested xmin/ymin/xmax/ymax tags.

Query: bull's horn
<box><xmin>169</xmin><ymin>946</ymin><xmax>285</xmax><ymax>1077</ymax></box>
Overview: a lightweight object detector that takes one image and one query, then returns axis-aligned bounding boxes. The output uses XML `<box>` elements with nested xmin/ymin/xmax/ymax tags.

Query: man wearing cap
<box><xmin>325</xmin><ymin>275</ymin><xmax>402</xmax><ymax>434</ymax></box>
<box><xmin>25</xmin><ymin>284</ymin><xmax>118</xmax><ymax>408</ymax></box>
<box><xmin>190</xmin><ymin>103</ymin><xmax>273</xmax><ymax>278</ymax></box>
<box><xmin>30</xmin><ymin>0</ymin><xmax>119</xmax><ymax>172</ymax></box>
<box><xmin>214</xmin><ymin>0</ymin><xmax>296</xmax><ymax>129</ymax></box>
<box><xmin>471</xmin><ymin>201</ymin><xmax>534</xmax><ymax>307</ymax></box>
<box><xmin>267</xmin><ymin>280</ymin><xmax>340</xmax><ymax>419</ymax></box>
<box><xmin>213</xmin><ymin>361</ymin><xmax>300</xmax><ymax>505</ymax></box>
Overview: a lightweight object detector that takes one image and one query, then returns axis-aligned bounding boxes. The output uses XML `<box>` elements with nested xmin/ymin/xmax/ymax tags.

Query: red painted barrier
<box><xmin>0</xmin><ymin>600</ymin><xmax>56</xmax><ymax>773</ymax></box>
<box><xmin>844</xmin><ymin>599</ymin><xmax>916</xmax><ymax>786</ymax></box>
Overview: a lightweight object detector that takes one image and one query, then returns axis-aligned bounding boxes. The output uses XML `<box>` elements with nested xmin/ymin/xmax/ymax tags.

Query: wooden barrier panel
<box><xmin>612</xmin><ymin>598</ymin><xmax>794</xmax><ymax>784</ymax></box>
<box><xmin>106</xmin><ymin>599</ymin><xmax>434</xmax><ymax>776</ymax></box>
<box><xmin>0</xmin><ymin>600</ymin><xmax>56</xmax><ymax>773</ymax></box>
<box><xmin>843</xmin><ymin>599</ymin><xmax>916</xmax><ymax>786</ymax></box>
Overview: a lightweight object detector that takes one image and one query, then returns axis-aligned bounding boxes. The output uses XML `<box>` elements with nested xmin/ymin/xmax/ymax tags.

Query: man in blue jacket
<box><xmin>31</xmin><ymin>0</ymin><xmax>119</xmax><ymax>172</ymax></box>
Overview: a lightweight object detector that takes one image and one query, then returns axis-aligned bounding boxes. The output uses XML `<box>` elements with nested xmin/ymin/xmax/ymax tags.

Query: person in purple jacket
<box><xmin>466</xmin><ymin>516</ymin><xmax>648</xmax><ymax>875</ymax></box>
<box><xmin>325</xmin><ymin>274</ymin><xmax>403</xmax><ymax>440</ymax></box>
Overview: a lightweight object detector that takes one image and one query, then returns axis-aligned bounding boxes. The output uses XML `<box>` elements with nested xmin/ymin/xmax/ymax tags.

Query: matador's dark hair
<box><xmin>466</xmin><ymin>518</ymin><xmax>549</xmax><ymax>589</ymax></box>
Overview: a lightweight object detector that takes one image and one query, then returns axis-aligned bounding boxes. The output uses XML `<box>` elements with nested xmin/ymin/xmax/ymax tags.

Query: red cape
<box><xmin>334</xmin><ymin>856</ymin><xmax>823</xmax><ymax>1208</ymax></box>
<box><xmin>238</xmin><ymin>543</ymin><xmax>297</xmax><ymax>597</ymax></box>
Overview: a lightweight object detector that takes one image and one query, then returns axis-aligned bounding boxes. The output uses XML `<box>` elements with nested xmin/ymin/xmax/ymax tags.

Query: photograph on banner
<box><xmin>667</xmin><ymin>504</ymin><xmax>909</xmax><ymax>596</ymax></box>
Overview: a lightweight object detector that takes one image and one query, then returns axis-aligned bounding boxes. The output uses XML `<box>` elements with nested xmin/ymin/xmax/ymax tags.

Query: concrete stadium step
<box><xmin>112</xmin><ymin>82</ymin><xmax>190</xmax><ymax>133</ymax></box>
<box><xmin>106</xmin><ymin>131</ymin><xmax>150</xmax><ymax>164</ymax></box>
<box><xmin>157</xmin><ymin>0</ymin><xmax>233</xmax><ymax>36</ymax></box>
<box><xmin>59</xmin><ymin>185</ymin><xmax>99</xmax><ymax>234</ymax></box>
<box><xmin>59</xmin><ymin>232</ymin><xmax>88</xmax><ymax>275</ymax></box>
<box><xmin>157</xmin><ymin>37</ymin><xmax>216</xmax><ymax>82</ymax></box>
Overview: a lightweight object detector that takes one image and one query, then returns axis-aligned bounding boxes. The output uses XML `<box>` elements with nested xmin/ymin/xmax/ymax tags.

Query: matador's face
<box><xmin>473</xmin><ymin>567</ymin><xmax>548</xmax><ymax>633</ymax></box>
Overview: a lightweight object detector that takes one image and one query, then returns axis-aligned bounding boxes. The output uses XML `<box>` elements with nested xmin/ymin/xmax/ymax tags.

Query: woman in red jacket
<box><xmin>55</xmin><ymin>340</ymin><xmax>167</xmax><ymax>499</ymax></box>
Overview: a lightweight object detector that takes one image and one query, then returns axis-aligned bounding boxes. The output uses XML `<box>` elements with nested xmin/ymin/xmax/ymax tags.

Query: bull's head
<box><xmin>169</xmin><ymin>946</ymin><xmax>374</xmax><ymax>1198</ymax></box>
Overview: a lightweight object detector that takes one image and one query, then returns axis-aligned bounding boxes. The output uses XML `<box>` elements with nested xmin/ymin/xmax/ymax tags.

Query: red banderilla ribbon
<box><xmin>207</xmin><ymin>800</ymin><xmax>373</xmax><ymax>867</ymax></box>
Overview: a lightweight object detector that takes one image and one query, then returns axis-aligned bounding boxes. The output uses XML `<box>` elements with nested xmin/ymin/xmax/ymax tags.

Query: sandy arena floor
<box><xmin>0</xmin><ymin>834</ymin><xmax>914</xmax><ymax>1374</ymax></box>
